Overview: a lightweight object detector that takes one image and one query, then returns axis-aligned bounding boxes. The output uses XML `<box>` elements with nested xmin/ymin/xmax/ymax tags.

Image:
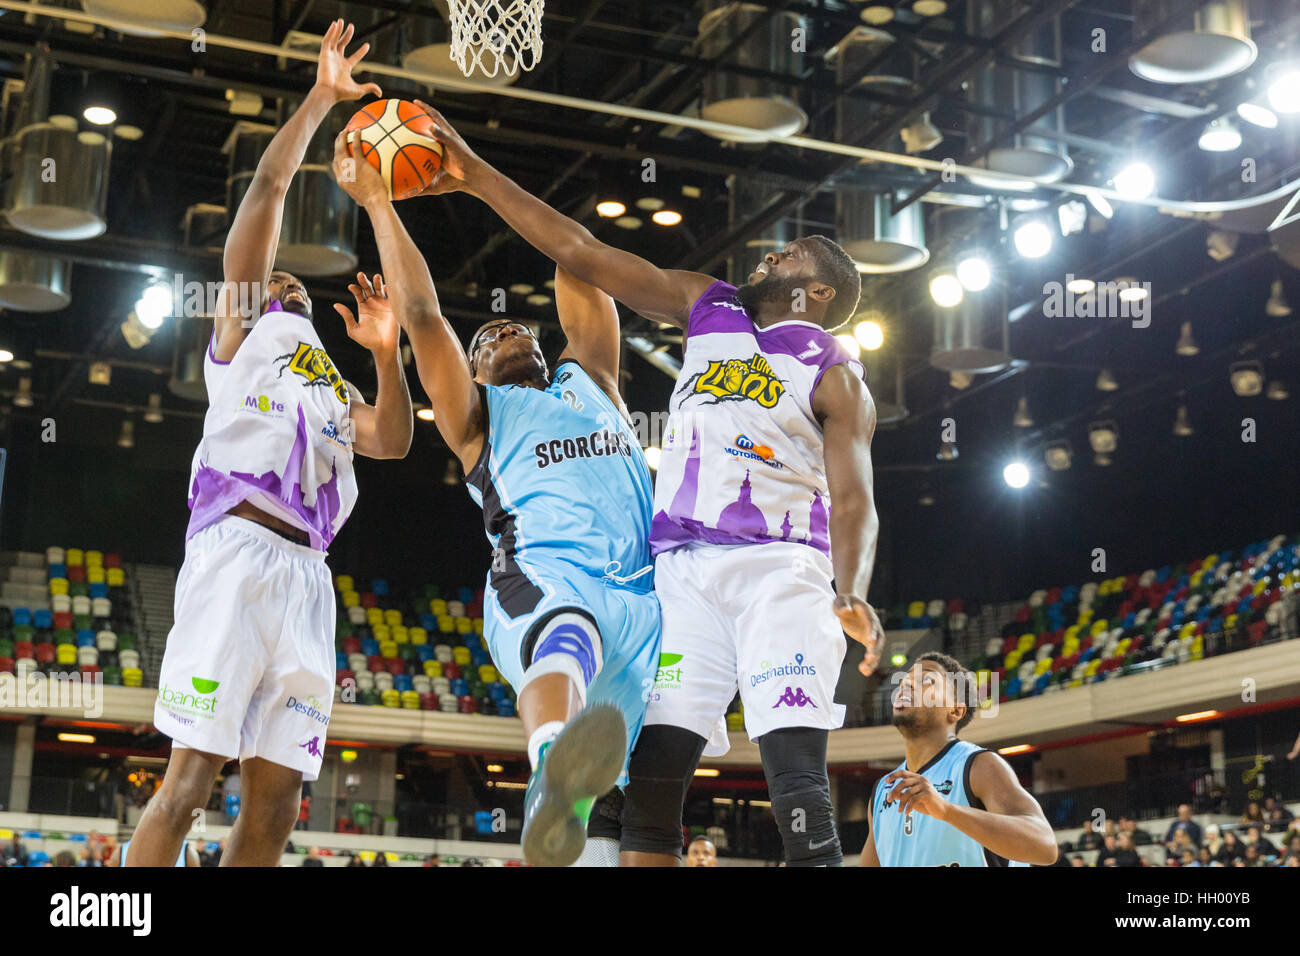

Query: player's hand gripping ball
<box><xmin>343</xmin><ymin>99</ymin><xmax>444</xmax><ymax>201</ymax></box>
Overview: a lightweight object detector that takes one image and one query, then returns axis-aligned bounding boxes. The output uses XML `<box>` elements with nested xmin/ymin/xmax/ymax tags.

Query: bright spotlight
<box><xmin>651</xmin><ymin>209</ymin><xmax>683</xmax><ymax>226</ymax></box>
<box><xmin>1198</xmin><ymin>116</ymin><xmax>1241</xmax><ymax>152</ymax></box>
<box><xmin>929</xmin><ymin>273</ymin><xmax>963</xmax><ymax>307</ymax></box>
<box><xmin>134</xmin><ymin>283</ymin><xmax>172</xmax><ymax>331</ymax></box>
<box><xmin>596</xmin><ymin>200</ymin><xmax>626</xmax><ymax>218</ymax></box>
<box><xmin>1236</xmin><ymin>101</ymin><xmax>1278</xmax><ymax>129</ymax></box>
<box><xmin>643</xmin><ymin>445</ymin><xmax>662</xmax><ymax>470</ymax></box>
<box><xmin>416</xmin><ymin>407</ymin><xmax>436</xmax><ymax>422</ymax></box>
<box><xmin>1013</xmin><ymin>220</ymin><xmax>1052</xmax><ymax>259</ymax></box>
<box><xmin>1113</xmin><ymin>162</ymin><xmax>1156</xmax><ymax>200</ymax></box>
<box><xmin>83</xmin><ymin>105</ymin><xmax>117</xmax><ymax>125</ymax></box>
<box><xmin>956</xmin><ymin>256</ymin><xmax>991</xmax><ymax>291</ymax></box>
<box><xmin>835</xmin><ymin>333</ymin><xmax>861</xmax><ymax>358</ymax></box>
<box><xmin>853</xmin><ymin>319</ymin><xmax>884</xmax><ymax>351</ymax></box>
<box><xmin>1266</xmin><ymin>71</ymin><xmax>1300</xmax><ymax>114</ymax></box>
<box><xmin>1003</xmin><ymin>460</ymin><xmax>1030</xmax><ymax>489</ymax></box>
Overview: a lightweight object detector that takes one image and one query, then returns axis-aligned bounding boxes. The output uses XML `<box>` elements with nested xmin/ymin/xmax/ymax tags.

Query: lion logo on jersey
<box><xmin>682</xmin><ymin>353</ymin><xmax>786</xmax><ymax>408</ymax></box>
<box><xmin>275</xmin><ymin>342</ymin><xmax>348</xmax><ymax>404</ymax></box>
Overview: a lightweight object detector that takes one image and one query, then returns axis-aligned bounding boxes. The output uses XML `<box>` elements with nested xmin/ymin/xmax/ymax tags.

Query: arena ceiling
<box><xmin>0</xmin><ymin>0</ymin><xmax>1298</xmax><ymax>506</ymax></box>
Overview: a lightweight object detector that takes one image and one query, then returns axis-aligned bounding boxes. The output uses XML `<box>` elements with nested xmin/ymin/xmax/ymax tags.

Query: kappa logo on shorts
<box><xmin>772</xmin><ymin>686</ymin><xmax>817</xmax><ymax>709</ymax></box>
<box><xmin>299</xmin><ymin>736</ymin><xmax>323</xmax><ymax>758</ymax></box>
<box><xmin>274</xmin><ymin>342</ymin><xmax>348</xmax><ymax>404</ymax></box>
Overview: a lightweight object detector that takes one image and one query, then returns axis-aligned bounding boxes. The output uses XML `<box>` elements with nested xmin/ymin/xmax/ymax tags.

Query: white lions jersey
<box><xmin>186</xmin><ymin>303</ymin><xmax>358</xmax><ymax>551</ymax></box>
<box><xmin>650</xmin><ymin>280</ymin><xmax>866</xmax><ymax>559</ymax></box>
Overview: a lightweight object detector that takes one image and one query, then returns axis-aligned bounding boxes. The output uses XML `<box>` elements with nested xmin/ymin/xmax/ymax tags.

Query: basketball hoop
<box><xmin>446</xmin><ymin>0</ymin><xmax>544</xmax><ymax>79</ymax></box>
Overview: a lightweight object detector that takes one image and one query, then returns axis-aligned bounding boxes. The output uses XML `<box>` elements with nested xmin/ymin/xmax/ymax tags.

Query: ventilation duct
<box><xmin>930</xmin><ymin>294</ymin><xmax>1010</xmax><ymax>373</ymax></box>
<box><xmin>4</xmin><ymin>51</ymin><xmax>111</xmax><ymax>239</ymax></box>
<box><xmin>1129</xmin><ymin>0</ymin><xmax>1255</xmax><ymax>84</ymax></box>
<box><xmin>81</xmin><ymin>0</ymin><xmax>207</xmax><ymax>37</ymax></box>
<box><xmin>169</xmin><ymin>315</ymin><xmax>214</xmax><ymax>402</ymax></box>
<box><xmin>182</xmin><ymin>202</ymin><xmax>227</xmax><ymax>253</ymax></box>
<box><xmin>830</xmin><ymin>29</ymin><xmax>930</xmax><ymax>274</ymax></box>
<box><xmin>965</xmin><ymin>1</ymin><xmax>1071</xmax><ymax>186</ymax></box>
<box><xmin>837</xmin><ymin>191</ymin><xmax>929</xmax><ymax>274</ymax></box>
<box><xmin>400</xmin><ymin>8</ymin><xmax>518</xmax><ymax>89</ymax></box>
<box><xmin>0</xmin><ymin>250</ymin><xmax>71</xmax><ymax>312</ymax></box>
<box><xmin>224</xmin><ymin>120</ymin><xmax>358</xmax><ymax>277</ymax></box>
<box><xmin>697</xmin><ymin>2</ymin><xmax>808</xmax><ymax>143</ymax></box>
<box><xmin>862</xmin><ymin>347</ymin><xmax>907</xmax><ymax>423</ymax></box>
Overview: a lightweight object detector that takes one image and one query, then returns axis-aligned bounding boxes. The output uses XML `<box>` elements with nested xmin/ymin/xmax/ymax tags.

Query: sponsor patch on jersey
<box><xmin>275</xmin><ymin>342</ymin><xmax>348</xmax><ymax>404</ymax></box>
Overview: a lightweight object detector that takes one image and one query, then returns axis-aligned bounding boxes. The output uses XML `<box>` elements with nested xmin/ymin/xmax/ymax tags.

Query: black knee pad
<box><xmin>587</xmin><ymin>786</ymin><xmax>624</xmax><ymax>841</ymax></box>
<box><xmin>759</xmin><ymin>728</ymin><xmax>842</xmax><ymax>867</ymax></box>
<box><xmin>619</xmin><ymin>725</ymin><xmax>708</xmax><ymax>857</ymax></box>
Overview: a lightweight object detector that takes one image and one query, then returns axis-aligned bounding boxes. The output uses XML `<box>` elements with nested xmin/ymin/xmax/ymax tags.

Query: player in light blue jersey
<box><xmin>861</xmin><ymin>652</ymin><xmax>1057</xmax><ymax>867</ymax></box>
<box><xmin>333</xmin><ymin>136</ymin><xmax>659</xmax><ymax>868</ymax></box>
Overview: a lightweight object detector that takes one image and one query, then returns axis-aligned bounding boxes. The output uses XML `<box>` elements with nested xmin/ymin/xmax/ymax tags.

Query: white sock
<box><xmin>527</xmin><ymin>720</ymin><xmax>565</xmax><ymax>771</ymax></box>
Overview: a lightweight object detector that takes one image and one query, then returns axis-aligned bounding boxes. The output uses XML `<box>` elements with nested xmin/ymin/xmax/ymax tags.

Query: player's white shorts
<box><xmin>153</xmin><ymin>516</ymin><xmax>335</xmax><ymax>781</ymax></box>
<box><xmin>645</xmin><ymin>541</ymin><xmax>847</xmax><ymax>756</ymax></box>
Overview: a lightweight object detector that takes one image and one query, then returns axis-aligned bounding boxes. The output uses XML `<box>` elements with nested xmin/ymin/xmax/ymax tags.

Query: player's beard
<box><xmin>892</xmin><ymin>709</ymin><xmax>920</xmax><ymax>732</ymax></box>
<box><xmin>735</xmin><ymin>273</ymin><xmax>804</xmax><ymax>317</ymax></box>
<box><xmin>277</xmin><ymin>295</ymin><xmax>312</xmax><ymax>320</ymax></box>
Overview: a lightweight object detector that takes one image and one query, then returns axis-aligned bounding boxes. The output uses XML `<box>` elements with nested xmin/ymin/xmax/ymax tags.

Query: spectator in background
<box><xmin>1070</xmin><ymin>855</ymin><xmax>1086</xmax><ymax>867</ymax></box>
<box><xmin>301</xmin><ymin>846</ymin><xmax>324</xmax><ymax>867</ymax></box>
<box><xmin>1216</xmin><ymin>830</ymin><xmax>1244</xmax><ymax>864</ymax></box>
<box><xmin>1163</xmin><ymin>804</ymin><xmax>1203</xmax><ymax>847</ymax></box>
<box><xmin>1287</xmin><ymin>727</ymin><xmax>1299</xmax><ymax>761</ymax></box>
<box><xmin>1196</xmin><ymin>847</ymin><xmax>1213</xmax><ymax>866</ymax></box>
<box><xmin>372</xmin><ymin>852</ymin><xmax>389</xmax><ymax>867</ymax></box>
<box><xmin>1095</xmin><ymin>833</ymin><xmax>1120</xmax><ymax>867</ymax></box>
<box><xmin>1165</xmin><ymin>827</ymin><xmax>1195</xmax><ymax>862</ymax></box>
<box><xmin>686</xmin><ymin>837</ymin><xmax>718</xmax><ymax>867</ymax></box>
<box><xmin>1114</xmin><ymin>832</ymin><xmax>1143</xmax><ymax>867</ymax></box>
<box><xmin>423</xmin><ymin>854</ymin><xmax>441</xmax><ymax>867</ymax></box>
<box><xmin>346</xmin><ymin>853</ymin><xmax>366</xmax><ymax>868</ymax></box>
<box><xmin>1203</xmin><ymin>823</ymin><xmax>1223</xmax><ymax>858</ymax></box>
<box><xmin>1262</xmin><ymin>797</ymin><xmax>1292</xmax><ymax>834</ymax></box>
<box><xmin>1283</xmin><ymin>834</ymin><xmax>1300</xmax><ymax>863</ymax></box>
<box><xmin>1240</xmin><ymin>800</ymin><xmax>1265</xmax><ymax>826</ymax></box>
<box><xmin>54</xmin><ymin>850</ymin><xmax>76</xmax><ymax>867</ymax></box>
<box><xmin>1118</xmin><ymin>815</ymin><xmax>1152</xmax><ymax>846</ymax></box>
<box><xmin>1178</xmin><ymin>848</ymin><xmax>1197</xmax><ymax>867</ymax></box>
<box><xmin>1243</xmin><ymin>844</ymin><xmax>1263</xmax><ymax>867</ymax></box>
<box><xmin>1243</xmin><ymin>824</ymin><xmax>1277</xmax><ymax>861</ymax></box>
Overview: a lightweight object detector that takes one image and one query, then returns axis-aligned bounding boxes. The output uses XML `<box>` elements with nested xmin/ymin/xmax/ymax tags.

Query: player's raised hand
<box><xmin>336</xmin><ymin>273</ymin><xmax>398</xmax><ymax>355</ymax></box>
<box><xmin>835</xmin><ymin>595</ymin><xmax>884</xmax><ymax>676</ymax></box>
<box><xmin>315</xmin><ymin>19</ymin><xmax>382</xmax><ymax>104</ymax></box>
<box><xmin>411</xmin><ymin>99</ymin><xmax>481</xmax><ymax>189</ymax></box>
<box><xmin>883</xmin><ymin>770</ymin><xmax>949</xmax><ymax>821</ymax></box>
<box><xmin>332</xmin><ymin>130</ymin><xmax>389</xmax><ymax>207</ymax></box>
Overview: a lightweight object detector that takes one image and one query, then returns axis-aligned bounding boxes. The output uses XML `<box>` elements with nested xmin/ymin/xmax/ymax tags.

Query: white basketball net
<box><xmin>446</xmin><ymin>0</ymin><xmax>545</xmax><ymax>78</ymax></box>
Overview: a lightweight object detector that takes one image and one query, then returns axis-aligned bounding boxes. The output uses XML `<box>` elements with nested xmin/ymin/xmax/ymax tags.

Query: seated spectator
<box><xmin>1243</xmin><ymin>844</ymin><xmax>1264</xmax><ymax>867</ymax></box>
<box><xmin>1283</xmin><ymin>834</ymin><xmax>1300</xmax><ymax>864</ymax></box>
<box><xmin>1119</xmin><ymin>814</ymin><xmax>1152</xmax><ymax>846</ymax></box>
<box><xmin>1178</xmin><ymin>848</ymin><xmax>1197</xmax><ymax>867</ymax></box>
<box><xmin>1203</xmin><ymin>823</ymin><xmax>1223</xmax><ymax>858</ymax></box>
<box><xmin>346</xmin><ymin>854</ymin><xmax>366</xmax><ymax>868</ymax></box>
<box><xmin>1216</xmin><ymin>830</ymin><xmax>1244</xmax><ymax>864</ymax></box>
<box><xmin>1243</xmin><ymin>825</ymin><xmax>1277</xmax><ymax>861</ymax></box>
<box><xmin>1240</xmin><ymin>800</ymin><xmax>1265</xmax><ymax>826</ymax></box>
<box><xmin>1163</xmin><ymin>804</ymin><xmax>1203</xmax><ymax>847</ymax></box>
<box><xmin>1095</xmin><ymin>833</ymin><xmax>1120</xmax><ymax>867</ymax></box>
<box><xmin>1196</xmin><ymin>847</ymin><xmax>1213</xmax><ymax>866</ymax></box>
<box><xmin>54</xmin><ymin>851</ymin><xmax>76</xmax><ymax>867</ymax></box>
<box><xmin>1165</xmin><ymin>827</ymin><xmax>1195</xmax><ymax>862</ymax></box>
<box><xmin>423</xmin><ymin>854</ymin><xmax>441</xmax><ymax>867</ymax></box>
<box><xmin>1114</xmin><ymin>832</ymin><xmax>1143</xmax><ymax>867</ymax></box>
<box><xmin>1070</xmin><ymin>855</ymin><xmax>1087</xmax><ymax>867</ymax></box>
<box><xmin>301</xmin><ymin>846</ymin><xmax>324</xmax><ymax>867</ymax></box>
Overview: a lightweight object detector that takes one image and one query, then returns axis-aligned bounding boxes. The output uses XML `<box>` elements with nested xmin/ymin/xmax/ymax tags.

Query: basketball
<box><xmin>343</xmin><ymin>99</ymin><xmax>444</xmax><ymax>201</ymax></box>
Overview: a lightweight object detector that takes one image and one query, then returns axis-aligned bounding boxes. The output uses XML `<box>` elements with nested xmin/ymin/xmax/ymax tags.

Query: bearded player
<box><xmin>411</xmin><ymin>103</ymin><xmax>884</xmax><ymax>867</ymax></box>
<box><xmin>331</xmin><ymin>132</ymin><xmax>659</xmax><ymax>867</ymax></box>
<box><xmin>127</xmin><ymin>21</ymin><xmax>413</xmax><ymax>867</ymax></box>
<box><xmin>861</xmin><ymin>653</ymin><xmax>1057</xmax><ymax>867</ymax></box>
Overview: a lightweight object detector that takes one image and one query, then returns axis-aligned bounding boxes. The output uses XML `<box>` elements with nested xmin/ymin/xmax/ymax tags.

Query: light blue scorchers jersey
<box><xmin>871</xmin><ymin>738</ymin><xmax>1028</xmax><ymax>867</ymax></box>
<box><xmin>465</xmin><ymin>360</ymin><xmax>655</xmax><ymax>613</ymax></box>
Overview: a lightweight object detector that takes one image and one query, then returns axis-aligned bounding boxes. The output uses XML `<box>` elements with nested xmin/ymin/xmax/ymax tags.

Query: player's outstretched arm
<box><xmin>553</xmin><ymin>265</ymin><xmax>628</xmax><ymax>415</ymax></box>
<box><xmin>814</xmin><ymin>366</ymin><xmax>884</xmax><ymax>676</ymax></box>
<box><xmin>917</xmin><ymin>752</ymin><xmax>1059</xmax><ymax>865</ymax></box>
<box><xmin>336</xmin><ymin>272</ymin><xmax>413</xmax><ymax>461</ymax></box>
<box><xmin>333</xmin><ymin>132</ymin><xmax>484</xmax><ymax>470</ymax></box>
<box><xmin>411</xmin><ymin>101</ymin><xmax>715</xmax><ymax>330</ymax></box>
<box><xmin>214</xmin><ymin>19</ymin><xmax>381</xmax><ymax>361</ymax></box>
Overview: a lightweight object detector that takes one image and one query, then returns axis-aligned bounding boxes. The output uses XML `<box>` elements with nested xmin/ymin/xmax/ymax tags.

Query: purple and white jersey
<box><xmin>186</xmin><ymin>303</ymin><xmax>358</xmax><ymax>551</ymax></box>
<box><xmin>650</xmin><ymin>280</ymin><xmax>866</xmax><ymax>559</ymax></box>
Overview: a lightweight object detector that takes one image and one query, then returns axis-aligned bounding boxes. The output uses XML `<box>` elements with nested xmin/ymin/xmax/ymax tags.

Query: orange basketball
<box><xmin>343</xmin><ymin>99</ymin><xmax>444</xmax><ymax>201</ymax></box>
